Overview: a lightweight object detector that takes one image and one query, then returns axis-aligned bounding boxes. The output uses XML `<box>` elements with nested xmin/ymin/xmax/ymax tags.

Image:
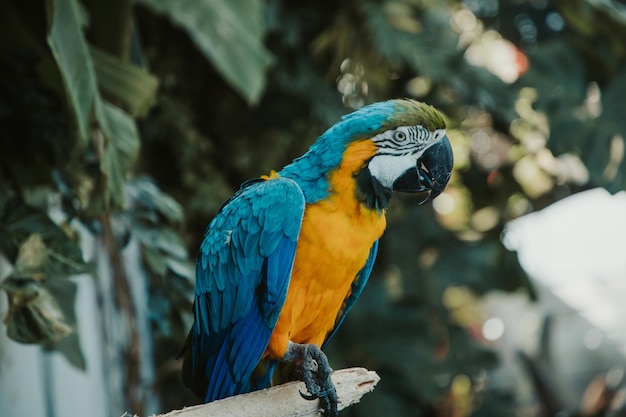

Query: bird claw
<box><xmin>300</xmin><ymin>390</ymin><xmax>319</xmax><ymax>401</ymax></box>
<box><xmin>285</xmin><ymin>343</ymin><xmax>338</xmax><ymax>417</ymax></box>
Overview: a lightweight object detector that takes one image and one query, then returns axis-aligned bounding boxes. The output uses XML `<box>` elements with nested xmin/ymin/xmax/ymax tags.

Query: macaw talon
<box><xmin>300</xmin><ymin>391</ymin><xmax>318</xmax><ymax>400</ymax></box>
<box><xmin>284</xmin><ymin>342</ymin><xmax>338</xmax><ymax>417</ymax></box>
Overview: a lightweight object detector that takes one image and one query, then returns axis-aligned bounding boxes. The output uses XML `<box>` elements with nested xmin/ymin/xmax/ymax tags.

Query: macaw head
<box><xmin>279</xmin><ymin>99</ymin><xmax>453</xmax><ymax>207</ymax></box>
<box><xmin>360</xmin><ymin>99</ymin><xmax>453</xmax><ymax>205</ymax></box>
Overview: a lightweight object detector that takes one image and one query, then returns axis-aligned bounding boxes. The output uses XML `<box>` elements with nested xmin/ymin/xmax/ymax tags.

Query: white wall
<box><xmin>0</xmin><ymin>227</ymin><xmax>158</xmax><ymax>417</ymax></box>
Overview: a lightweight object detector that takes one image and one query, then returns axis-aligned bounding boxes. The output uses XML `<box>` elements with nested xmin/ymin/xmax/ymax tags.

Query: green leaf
<box><xmin>165</xmin><ymin>257</ymin><xmax>194</xmax><ymax>281</ymax></box>
<box><xmin>46</xmin><ymin>0</ymin><xmax>98</xmax><ymax>145</ymax></box>
<box><xmin>14</xmin><ymin>234</ymin><xmax>49</xmax><ymax>277</ymax></box>
<box><xmin>91</xmin><ymin>46</ymin><xmax>159</xmax><ymax>118</ymax></box>
<box><xmin>44</xmin><ymin>278</ymin><xmax>85</xmax><ymax>369</ymax></box>
<box><xmin>95</xmin><ymin>101</ymin><xmax>141</xmax><ymax>209</ymax></box>
<box><xmin>126</xmin><ymin>177</ymin><xmax>184</xmax><ymax>223</ymax></box>
<box><xmin>46</xmin><ymin>331</ymin><xmax>86</xmax><ymax>370</ymax></box>
<box><xmin>47</xmin><ymin>0</ymin><xmax>141</xmax><ymax>211</ymax></box>
<box><xmin>0</xmin><ymin>189</ymin><xmax>88</xmax><ymax>276</ymax></box>
<box><xmin>142</xmin><ymin>246</ymin><xmax>168</xmax><ymax>276</ymax></box>
<box><xmin>1</xmin><ymin>279</ymin><xmax>72</xmax><ymax>344</ymax></box>
<box><xmin>133</xmin><ymin>225</ymin><xmax>188</xmax><ymax>260</ymax></box>
<box><xmin>137</xmin><ymin>0</ymin><xmax>273</xmax><ymax>104</ymax></box>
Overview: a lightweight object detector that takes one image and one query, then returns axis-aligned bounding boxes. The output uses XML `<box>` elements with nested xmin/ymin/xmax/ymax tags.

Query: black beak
<box><xmin>391</xmin><ymin>135</ymin><xmax>454</xmax><ymax>204</ymax></box>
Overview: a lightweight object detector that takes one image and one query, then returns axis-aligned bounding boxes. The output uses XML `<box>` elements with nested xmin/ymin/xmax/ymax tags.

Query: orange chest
<box><xmin>266</xmin><ymin>139</ymin><xmax>386</xmax><ymax>357</ymax></box>
<box><xmin>275</xmin><ymin>199</ymin><xmax>386</xmax><ymax>347</ymax></box>
<box><xmin>294</xmin><ymin>137</ymin><xmax>385</xmax><ymax>277</ymax></box>
<box><xmin>294</xmin><ymin>201</ymin><xmax>385</xmax><ymax>289</ymax></box>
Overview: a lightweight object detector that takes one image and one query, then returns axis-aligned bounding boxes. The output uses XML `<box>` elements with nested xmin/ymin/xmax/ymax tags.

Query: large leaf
<box><xmin>46</xmin><ymin>0</ymin><xmax>98</xmax><ymax>145</ymax></box>
<box><xmin>126</xmin><ymin>177</ymin><xmax>184</xmax><ymax>223</ymax></box>
<box><xmin>95</xmin><ymin>101</ymin><xmax>141</xmax><ymax>209</ymax></box>
<box><xmin>1</xmin><ymin>278</ymin><xmax>72</xmax><ymax>344</ymax></box>
<box><xmin>0</xmin><ymin>187</ymin><xmax>87</xmax><ymax>276</ymax></box>
<box><xmin>91</xmin><ymin>46</ymin><xmax>159</xmax><ymax>118</ymax></box>
<box><xmin>45</xmin><ymin>278</ymin><xmax>86</xmax><ymax>369</ymax></box>
<box><xmin>137</xmin><ymin>0</ymin><xmax>273</xmax><ymax>104</ymax></box>
<box><xmin>1</xmin><ymin>276</ymin><xmax>85</xmax><ymax>369</ymax></box>
<box><xmin>46</xmin><ymin>0</ymin><xmax>140</xmax><ymax>210</ymax></box>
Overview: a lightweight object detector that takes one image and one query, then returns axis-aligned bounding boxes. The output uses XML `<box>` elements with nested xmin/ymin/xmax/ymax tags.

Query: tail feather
<box><xmin>180</xmin><ymin>330</ymin><xmax>206</xmax><ymax>398</ymax></box>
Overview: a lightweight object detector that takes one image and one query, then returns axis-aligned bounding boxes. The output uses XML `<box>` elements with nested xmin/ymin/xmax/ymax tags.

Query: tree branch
<box><xmin>153</xmin><ymin>367</ymin><xmax>379</xmax><ymax>417</ymax></box>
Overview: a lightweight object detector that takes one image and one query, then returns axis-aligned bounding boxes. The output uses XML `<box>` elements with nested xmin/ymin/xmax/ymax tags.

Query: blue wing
<box><xmin>322</xmin><ymin>240</ymin><xmax>379</xmax><ymax>349</ymax></box>
<box><xmin>181</xmin><ymin>177</ymin><xmax>305</xmax><ymax>402</ymax></box>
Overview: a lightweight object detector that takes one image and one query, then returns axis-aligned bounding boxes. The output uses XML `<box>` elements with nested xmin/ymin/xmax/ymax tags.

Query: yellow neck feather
<box><xmin>327</xmin><ymin>139</ymin><xmax>380</xmax><ymax>215</ymax></box>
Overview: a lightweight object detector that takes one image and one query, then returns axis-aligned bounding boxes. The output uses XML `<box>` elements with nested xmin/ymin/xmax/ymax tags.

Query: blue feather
<box><xmin>208</xmin><ymin>337</ymin><xmax>231</xmax><ymax>400</ymax></box>
<box><xmin>261</xmin><ymin>238</ymin><xmax>297</xmax><ymax>324</ymax></box>
<box><xmin>186</xmin><ymin>177</ymin><xmax>305</xmax><ymax>402</ymax></box>
<box><xmin>231</xmin><ymin>282</ymin><xmax>249</xmax><ymax>323</ymax></box>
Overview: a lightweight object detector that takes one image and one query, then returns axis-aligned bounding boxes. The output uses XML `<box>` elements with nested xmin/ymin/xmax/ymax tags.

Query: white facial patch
<box><xmin>368</xmin><ymin>154</ymin><xmax>417</xmax><ymax>188</ymax></box>
<box><xmin>432</xmin><ymin>128</ymin><xmax>446</xmax><ymax>144</ymax></box>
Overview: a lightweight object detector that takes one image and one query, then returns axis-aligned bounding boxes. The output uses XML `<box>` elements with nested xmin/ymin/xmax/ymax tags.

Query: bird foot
<box><xmin>283</xmin><ymin>342</ymin><xmax>338</xmax><ymax>417</ymax></box>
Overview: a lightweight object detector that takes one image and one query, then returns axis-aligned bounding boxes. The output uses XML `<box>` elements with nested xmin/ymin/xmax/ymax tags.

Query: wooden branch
<box><xmin>153</xmin><ymin>367</ymin><xmax>380</xmax><ymax>417</ymax></box>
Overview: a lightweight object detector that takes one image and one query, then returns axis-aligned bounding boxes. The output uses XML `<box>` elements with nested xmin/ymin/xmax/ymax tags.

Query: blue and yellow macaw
<box><xmin>180</xmin><ymin>99</ymin><xmax>453</xmax><ymax>416</ymax></box>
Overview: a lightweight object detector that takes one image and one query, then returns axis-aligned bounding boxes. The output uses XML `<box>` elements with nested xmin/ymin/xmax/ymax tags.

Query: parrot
<box><xmin>180</xmin><ymin>98</ymin><xmax>453</xmax><ymax>416</ymax></box>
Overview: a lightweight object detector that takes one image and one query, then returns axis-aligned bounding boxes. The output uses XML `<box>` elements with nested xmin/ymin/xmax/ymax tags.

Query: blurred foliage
<box><xmin>1</xmin><ymin>0</ymin><xmax>625</xmax><ymax>416</ymax></box>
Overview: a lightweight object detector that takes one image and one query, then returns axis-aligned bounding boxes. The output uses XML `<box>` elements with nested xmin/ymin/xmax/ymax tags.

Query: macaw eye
<box><xmin>394</xmin><ymin>131</ymin><xmax>407</xmax><ymax>142</ymax></box>
<box><xmin>433</xmin><ymin>130</ymin><xmax>445</xmax><ymax>141</ymax></box>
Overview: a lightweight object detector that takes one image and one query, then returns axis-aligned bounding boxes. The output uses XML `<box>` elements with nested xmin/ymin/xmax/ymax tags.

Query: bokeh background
<box><xmin>1</xmin><ymin>0</ymin><xmax>625</xmax><ymax>416</ymax></box>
